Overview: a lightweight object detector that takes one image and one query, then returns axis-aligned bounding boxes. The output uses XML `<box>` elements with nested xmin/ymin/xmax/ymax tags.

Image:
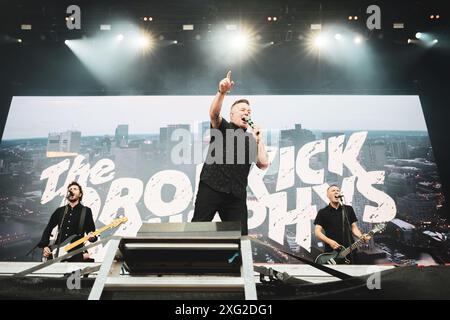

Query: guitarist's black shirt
<box><xmin>38</xmin><ymin>203</ymin><xmax>96</xmax><ymax>257</ymax></box>
<box><xmin>314</xmin><ymin>204</ymin><xmax>358</xmax><ymax>253</ymax></box>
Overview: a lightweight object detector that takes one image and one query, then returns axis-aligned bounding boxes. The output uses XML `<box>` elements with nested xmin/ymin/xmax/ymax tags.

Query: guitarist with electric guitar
<box><xmin>314</xmin><ymin>185</ymin><xmax>373</xmax><ymax>264</ymax></box>
<box><xmin>38</xmin><ymin>181</ymin><xmax>98</xmax><ymax>262</ymax></box>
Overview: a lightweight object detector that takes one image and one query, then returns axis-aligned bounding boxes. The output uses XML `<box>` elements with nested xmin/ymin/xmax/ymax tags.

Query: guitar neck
<box><xmin>341</xmin><ymin>230</ymin><xmax>375</xmax><ymax>258</ymax></box>
<box><xmin>63</xmin><ymin>224</ymin><xmax>113</xmax><ymax>252</ymax></box>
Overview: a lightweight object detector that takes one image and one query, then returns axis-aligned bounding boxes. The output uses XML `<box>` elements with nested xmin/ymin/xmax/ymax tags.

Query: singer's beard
<box><xmin>67</xmin><ymin>196</ymin><xmax>78</xmax><ymax>203</ymax></box>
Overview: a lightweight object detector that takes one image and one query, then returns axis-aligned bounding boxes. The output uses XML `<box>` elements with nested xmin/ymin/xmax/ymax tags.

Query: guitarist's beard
<box><xmin>67</xmin><ymin>196</ymin><xmax>80</xmax><ymax>203</ymax></box>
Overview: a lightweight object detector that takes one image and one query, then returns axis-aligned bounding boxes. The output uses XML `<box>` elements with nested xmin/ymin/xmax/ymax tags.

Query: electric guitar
<box><xmin>43</xmin><ymin>217</ymin><xmax>128</xmax><ymax>261</ymax></box>
<box><xmin>314</xmin><ymin>223</ymin><xmax>386</xmax><ymax>265</ymax></box>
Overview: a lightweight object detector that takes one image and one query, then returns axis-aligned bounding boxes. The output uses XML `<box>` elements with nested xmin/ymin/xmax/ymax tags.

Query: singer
<box><xmin>191</xmin><ymin>71</ymin><xmax>269</xmax><ymax>235</ymax></box>
<box><xmin>37</xmin><ymin>181</ymin><xmax>97</xmax><ymax>262</ymax></box>
<box><xmin>313</xmin><ymin>185</ymin><xmax>371</xmax><ymax>264</ymax></box>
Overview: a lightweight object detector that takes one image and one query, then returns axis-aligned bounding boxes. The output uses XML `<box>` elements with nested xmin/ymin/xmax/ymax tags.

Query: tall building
<box><xmin>280</xmin><ymin>124</ymin><xmax>316</xmax><ymax>149</ymax></box>
<box><xmin>159</xmin><ymin>124</ymin><xmax>191</xmax><ymax>147</ymax></box>
<box><xmin>115</xmin><ymin>124</ymin><xmax>129</xmax><ymax>147</ymax></box>
<box><xmin>362</xmin><ymin>140</ymin><xmax>387</xmax><ymax>170</ymax></box>
<box><xmin>47</xmin><ymin>130</ymin><xmax>81</xmax><ymax>157</ymax></box>
<box><xmin>388</xmin><ymin>139</ymin><xmax>409</xmax><ymax>159</ymax></box>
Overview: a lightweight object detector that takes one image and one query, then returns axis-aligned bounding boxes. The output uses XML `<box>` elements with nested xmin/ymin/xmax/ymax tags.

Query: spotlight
<box><xmin>348</xmin><ymin>16</ymin><xmax>353</xmax><ymax>20</ymax></box>
<box><xmin>173</xmin><ymin>40</ymin><xmax>178</xmax><ymax>44</ymax></box>
<box><xmin>433</xmin><ymin>39</ymin><xmax>438</xmax><ymax>44</ymax></box>
<box><xmin>17</xmin><ymin>39</ymin><xmax>22</xmax><ymax>43</ymax></box>
<box><xmin>430</xmin><ymin>15</ymin><xmax>435</xmax><ymax>19</ymax></box>
<box><xmin>415</xmin><ymin>32</ymin><xmax>422</xmax><ymax>39</ymax></box>
<box><xmin>436</xmin><ymin>15</ymin><xmax>440</xmax><ymax>19</ymax></box>
<box><xmin>354</xmin><ymin>16</ymin><xmax>358</xmax><ymax>20</ymax></box>
<box><xmin>267</xmin><ymin>17</ymin><xmax>272</xmax><ymax>21</ymax></box>
<box><xmin>64</xmin><ymin>40</ymin><xmax>69</xmax><ymax>45</ymax></box>
<box><xmin>273</xmin><ymin>17</ymin><xmax>278</xmax><ymax>21</ymax></box>
<box><xmin>143</xmin><ymin>17</ymin><xmax>148</xmax><ymax>21</ymax></box>
<box><xmin>354</xmin><ymin>36</ymin><xmax>362</xmax><ymax>44</ymax></box>
<box><xmin>407</xmin><ymin>39</ymin><xmax>412</xmax><ymax>44</ymax></box>
<box><xmin>138</xmin><ymin>35</ymin><xmax>151</xmax><ymax>48</ymax></box>
<box><xmin>314</xmin><ymin>34</ymin><xmax>326</xmax><ymax>48</ymax></box>
<box><xmin>334</xmin><ymin>33</ymin><xmax>342</xmax><ymax>40</ymax></box>
<box><xmin>117</xmin><ymin>34</ymin><xmax>124</xmax><ymax>41</ymax></box>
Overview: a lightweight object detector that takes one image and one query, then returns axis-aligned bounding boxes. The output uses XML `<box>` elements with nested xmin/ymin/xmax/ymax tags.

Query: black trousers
<box><xmin>192</xmin><ymin>181</ymin><xmax>248</xmax><ymax>235</ymax></box>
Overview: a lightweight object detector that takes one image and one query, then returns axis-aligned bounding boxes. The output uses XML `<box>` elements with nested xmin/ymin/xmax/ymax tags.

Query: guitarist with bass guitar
<box><xmin>38</xmin><ymin>181</ymin><xmax>97</xmax><ymax>262</ymax></box>
<box><xmin>314</xmin><ymin>185</ymin><xmax>371</xmax><ymax>264</ymax></box>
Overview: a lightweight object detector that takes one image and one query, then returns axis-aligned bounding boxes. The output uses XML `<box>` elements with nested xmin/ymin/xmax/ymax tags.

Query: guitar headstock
<box><xmin>373</xmin><ymin>223</ymin><xmax>386</xmax><ymax>233</ymax></box>
<box><xmin>111</xmin><ymin>216</ymin><xmax>128</xmax><ymax>227</ymax></box>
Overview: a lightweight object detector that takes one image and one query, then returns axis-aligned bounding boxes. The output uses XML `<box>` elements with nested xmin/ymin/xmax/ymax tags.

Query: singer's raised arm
<box><xmin>210</xmin><ymin>71</ymin><xmax>234</xmax><ymax>129</ymax></box>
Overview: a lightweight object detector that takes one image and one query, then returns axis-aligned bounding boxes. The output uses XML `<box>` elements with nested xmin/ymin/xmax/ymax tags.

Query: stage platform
<box><xmin>0</xmin><ymin>262</ymin><xmax>394</xmax><ymax>282</ymax></box>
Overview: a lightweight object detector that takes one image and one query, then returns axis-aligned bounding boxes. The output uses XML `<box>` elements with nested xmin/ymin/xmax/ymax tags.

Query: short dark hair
<box><xmin>231</xmin><ymin>99</ymin><xmax>250</xmax><ymax>108</ymax></box>
<box><xmin>68</xmin><ymin>181</ymin><xmax>83</xmax><ymax>201</ymax></box>
<box><xmin>327</xmin><ymin>184</ymin><xmax>340</xmax><ymax>192</ymax></box>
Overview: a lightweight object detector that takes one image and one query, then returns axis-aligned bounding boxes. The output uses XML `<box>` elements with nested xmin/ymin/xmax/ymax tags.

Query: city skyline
<box><xmin>2</xmin><ymin>95</ymin><xmax>428</xmax><ymax>140</ymax></box>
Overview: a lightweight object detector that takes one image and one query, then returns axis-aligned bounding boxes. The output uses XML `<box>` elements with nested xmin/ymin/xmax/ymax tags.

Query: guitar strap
<box><xmin>78</xmin><ymin>206</ymin><xmax>86</xmax><ymax>236</ymax></box>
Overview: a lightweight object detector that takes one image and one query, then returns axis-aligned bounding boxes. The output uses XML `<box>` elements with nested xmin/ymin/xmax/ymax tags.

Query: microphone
<box><xmin>243</xmin><ymin>116</ymin><xmax>254</xmax><ymax>129</ymax></box>
<box><xmin>67</xmin><ymin>190</ymin><xmax>74</xmax><ymax>199</ymax></box>
<box><xmin>336</xmin><ymin>195</ymin><xmax>344</xmax><ymax>199</ymax></box>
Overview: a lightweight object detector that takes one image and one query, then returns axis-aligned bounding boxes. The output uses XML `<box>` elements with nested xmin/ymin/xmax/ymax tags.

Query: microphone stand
<box><xmin>54</xmin><ymin>192</ymin><xmax>71</xmax><ymax>259</ymax></box>
<box><xmin>340</xmin><ymin>196</ymin><xmax>356</xmax><ymax>263</ymax></box>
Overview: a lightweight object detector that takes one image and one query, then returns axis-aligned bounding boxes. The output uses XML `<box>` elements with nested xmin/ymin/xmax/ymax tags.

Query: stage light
<box><xmin>21</xmin><ymin>24</ymin><xmax>32</xmax><ymax>30</ymax></box>
<box><xmin>430</xmin><ymin>15</ymin><xmax>435</xmax><ymax>19</ymax></box>
<box><xmin>393</xmin><ymin>23</ymin><xmax>404</xmax><ymax>29</ymax></box>
<box><xmin>100</xmin><ymin>24</ymin><xmax>111</xmax><ymax>31</ymax></box>
<box><xmin>310</xmin><ymin>24</ymin><xmax>322</xmax><ymax>30</ymax></box>
<box><xmin>334</xmin><ymin>33</ymin><xmax>342</xmax><ymax>40</ymax></box>
<box><xmin>407</xmin><ymin>39</ymin><xmax>412</xmax><ymax>44</ymax></box>
<box><xmin>415</xmin><ymin>32</ymin><xmax>422</xmax><ymax>39</ymax></box>
<box><xmin>138</xmin><ymin>35</ymin><xmax>151</xmax><ymax>48</ymax></box>
<box><xmin>183</xmin><ymin>24</ymin><xmax>194</xmax><ymax>31</ymax></box>
<box><xmin>433</xmin><ymin>39</ymin><xmax>438</xmax><ymax>44</ymax></box>
<box><xmin>267</xmin><ymin>17</ymin><xmax>272</xmax><ymax>21</ymax></box>
<box><xmin>173</xmin><ymin>40</ymin><xmax>178</xmax><ymax>44</ymax></box>
<box><xmin>354</xmin><ymin>36</ymin><xmax>362</xmax><ymax>44</ymax></box>
<box><xmin>143</xmin><ymin>17</ymin><xmax>148</xmax><ymax>21</ymax></box>
<box><xmin>17</xmin><ymin>39</ymin><xmax>22</xmax><ymax>43</ymax></box>
<box><xmin>436</xmin><ymin>15</ymin><xmax>440</xmax><ymax>19</ymax></box>
<box><xmin>226</xmin><ymin>24</ymin><xmax>237</xmax><ymax>31</ymax></box>
<box><xmin>314</xmin><ymin>34</ymin><xmax>326</xmax><ymax>48</ymax></box>
<box><xmin>354</xmin><ymin>16</ymin><xmax>358</xmax><ymax>20</ymax></box>
<box><xmin>117</xmin><ymin>34</ymin><xmax>124</xmax><ymax>41</ymax></box>
<box><xmin>348</xmin><ymin>16</ymin><xmax>353</xmax><ymax>20</ymax></box>
<box><xmin>64</xmin><ymin>40</ymin><xmax>69</xmax><ymax>45</ymax></box>
<box><xmin>231</xmin><ymin>32</ymin><xmax>249</xmax><ymax>48</ymax></box>
<box><xmin>273</xmin><ymin>17</ymin><xmax>278</xmax><ymax>21</ymax></box>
